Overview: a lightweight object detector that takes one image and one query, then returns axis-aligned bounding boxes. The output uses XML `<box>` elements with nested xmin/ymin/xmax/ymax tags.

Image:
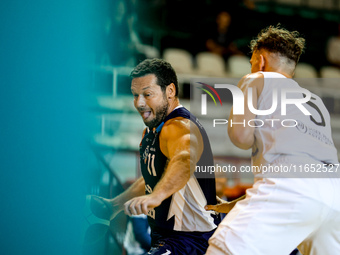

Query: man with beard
<box><xmin>92</xmin><ymin>58</ymin><xmax>220</xmax><ymax>254</ymax></box>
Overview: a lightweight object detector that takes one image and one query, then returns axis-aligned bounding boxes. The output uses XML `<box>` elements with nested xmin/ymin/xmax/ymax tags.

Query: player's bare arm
<box><xmin>228</xmin><ymin>72</ymin><xmax>264</xmax><ymax>150</ymax></box>
<box><xmin>124</xmin><ymin>117</ymin><xmax>204</xmax><ymax>216</ymax></box>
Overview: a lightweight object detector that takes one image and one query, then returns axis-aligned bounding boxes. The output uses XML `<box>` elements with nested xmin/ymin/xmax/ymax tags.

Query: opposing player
<box><xmin>205</xmin><ymin>25</ymin><xmax>340</xmax><ymax>255</ymax></box>
<box><xmin>92</xmin><ymin>58</ymin><xmax>220</xmax><ymax>254</ymax></box>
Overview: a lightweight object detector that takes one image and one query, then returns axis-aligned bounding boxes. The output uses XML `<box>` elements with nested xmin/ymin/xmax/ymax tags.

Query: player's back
<box><xmin>252</xmin><ymin>72</ymin><xmax>338</xmax><ymax>170</ymax></box>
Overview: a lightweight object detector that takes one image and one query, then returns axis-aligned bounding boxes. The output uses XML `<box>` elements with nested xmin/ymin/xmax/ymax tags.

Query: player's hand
<box><xmin>89</xmin><ymin>195</ymin><xmax>121</xmax><ymax>221</ymax></box>
<box><xmin>124</xmin><ymin>194</ymin><xmax>162</xmax><ymax>216</ymax></box>
<box><xmin>205</xmin><ymin>196</ymin><xmax>232</xmax><ymax>214</ymax></box>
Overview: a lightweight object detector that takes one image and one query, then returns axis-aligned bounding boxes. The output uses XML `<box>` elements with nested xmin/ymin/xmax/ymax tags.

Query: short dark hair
<box><xmin>250</xmin><ymin>24</ymin><xmax>305</xmax><ymax>64</ymax></box>
<box><xmin>130</xmin><ymin>58</ymin><xmax>179</xmax><ymax>97</ymax></box>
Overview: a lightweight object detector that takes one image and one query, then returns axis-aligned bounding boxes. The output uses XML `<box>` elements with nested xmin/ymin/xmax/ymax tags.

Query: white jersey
<box><xmin>252</xmin><ymin>72</ymin><xmax>338</xmax><ymax>167</ymax></box>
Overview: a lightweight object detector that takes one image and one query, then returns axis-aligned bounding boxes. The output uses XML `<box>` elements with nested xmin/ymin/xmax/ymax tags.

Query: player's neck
<box><xmin>273</xmin><ymin>70</ymin><xmax>293</xmax><ymax>78</ymax></box>
<box><xmin>262</xmin><ymin>52</ymin><xmax>294</xmax><ymax>78</ymax></box>
<box><xmin>265</xmin><ymin>67</ymin><xmax>293</xmax><ymax>78</ymax></box>
<box><xmin>166</xmin><ymin>98</ymin><xmax>180</xmax><ymax>116</ymax></box>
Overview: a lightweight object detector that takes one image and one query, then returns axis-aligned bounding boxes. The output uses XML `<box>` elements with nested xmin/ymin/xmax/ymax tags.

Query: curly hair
<box><xmin>250</xmin><ymin>25</ymin><xmax>306</xmax><ymax>64</ymax></box>
<box><xmin>130</xmin><ymin>58</ymin><xmax>179</xmax><ymax>97</ymax></box>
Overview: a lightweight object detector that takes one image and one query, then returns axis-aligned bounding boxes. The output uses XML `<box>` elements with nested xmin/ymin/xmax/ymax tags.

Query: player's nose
<box><xmin>136</xmin><ymin>95</ymin><xmax>146</xmax><ymax>108</ymax></box>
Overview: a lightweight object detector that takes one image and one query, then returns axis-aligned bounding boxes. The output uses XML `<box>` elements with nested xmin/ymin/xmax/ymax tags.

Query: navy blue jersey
<box><xmin>139</xmin><ymin>107</ymin><xmax>220</xmax><ymax>233</ymax></box>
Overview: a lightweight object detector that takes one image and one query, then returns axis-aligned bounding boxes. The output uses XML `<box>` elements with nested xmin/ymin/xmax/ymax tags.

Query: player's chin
<box><xmin>144</xmin><ymin>118</ymin><xmax>157</xmax><ymax>129</ymax></box>
<box><xmin>143</xmin><ymin>120</ymin><xmax>151</xmax><ymax>128</ymax></box>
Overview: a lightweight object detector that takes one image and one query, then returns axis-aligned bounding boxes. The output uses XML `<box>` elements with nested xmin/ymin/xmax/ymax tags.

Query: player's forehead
<box><xmin>131</xmin><ymin>74</ymin><xmax>160</xmax><ymax>93</ymax></box>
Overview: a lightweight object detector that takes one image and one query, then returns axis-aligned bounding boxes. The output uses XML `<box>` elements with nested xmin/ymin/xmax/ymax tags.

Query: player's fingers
<box><xmin>141</xmin><ymin>202</ymin><xmax>149</xmax><ymax>215</ymax></box>
<box><xmin>204</xmin><ymin>205</ymin><xmax>217</xmax><ymax>211</ymax></box>
<box><xmin>134</xmin><ymin>200</ymin><xmax>143</xmax><ymax>215</ymax></box>
<box><xmin>216</xmin><ymin>196</ymin><xmax>226</xmax><ymax>204</ymax></box>
<box><xmin>124</xmin><ymin>200</ymin><xmax>132</xmax><ymax>216</ymax></box>
<box><xmin>128</xmin><ymin>199</ymin><xmax>138</xmax><ymax>215</ymax></box>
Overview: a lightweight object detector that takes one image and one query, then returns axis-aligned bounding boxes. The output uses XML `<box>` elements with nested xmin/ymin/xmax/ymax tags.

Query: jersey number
<box><xmin>147</xmin><ymin>154</ymin><xmax>157</xmax><ymax>176</ymax></box>
<box><xmin>306</xmin><ymin>97</ymin><xmax>325</xmax><ymax>127</ymax></box>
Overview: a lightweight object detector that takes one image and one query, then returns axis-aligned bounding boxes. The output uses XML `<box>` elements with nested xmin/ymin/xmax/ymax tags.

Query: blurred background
<box><xmin>90</xmin><ymin>0</ymin><xmax>340</xmax><ymax>154</ymax></box>
<box><xmin>89</xmin><ymin>0</ymin><xmax>340</xmax><ymax>254</ymax></box>
<box><xmin>2</xmin><ymin>0</ymin><xmax>340</xmax><ymax>254</ymax></box>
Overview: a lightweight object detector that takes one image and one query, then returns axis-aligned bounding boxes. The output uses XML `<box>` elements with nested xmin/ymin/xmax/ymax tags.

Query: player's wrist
<box><xmin>148</xmin><ymin>191</ymin><xmax>165</xmax><ymax>205</ymax></box>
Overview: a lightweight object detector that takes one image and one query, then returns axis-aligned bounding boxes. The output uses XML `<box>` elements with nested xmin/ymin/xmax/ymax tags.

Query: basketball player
<box><xmin>92</xmin><ymin>58</ymin><xmax>220</xmax><ymax>254</ymax></box>
<box><xmin>205</xmin><ymin>25</ymin><xmax>340</xmax><ymax>255</ymax></box>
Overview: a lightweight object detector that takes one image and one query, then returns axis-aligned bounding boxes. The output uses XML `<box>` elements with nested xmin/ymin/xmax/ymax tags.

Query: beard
<box><xmin>146</xmin><ymin>101</ymin><xmax>169</xmax><ymax>129</ymax></box>
<box><xmin>141</xmin><ymin>98</ymin><xmax>169</xmax><ymax>129</ymax></box>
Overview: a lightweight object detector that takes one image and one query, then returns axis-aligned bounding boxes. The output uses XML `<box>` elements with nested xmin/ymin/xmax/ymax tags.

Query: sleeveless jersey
<box><xmin>139</xmin><ymin>106</ymin><xmax>220</xmax><ymax>232</ymax></box>
<box><xmin>252</xmin><ymin>72</ymin><xmax>338</xmax><ymax>167</ymax></box>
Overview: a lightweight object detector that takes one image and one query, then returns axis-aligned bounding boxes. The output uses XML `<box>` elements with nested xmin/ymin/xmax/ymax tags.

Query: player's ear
<box><xmin>259</xmin><ymin>54</ymin><xmax>265</xmax><ymax>71</ymax></box>
<box><xmin>166</xmin><ymin>83</ymin><xmax>176</xmax><ymax>99</ymax></box>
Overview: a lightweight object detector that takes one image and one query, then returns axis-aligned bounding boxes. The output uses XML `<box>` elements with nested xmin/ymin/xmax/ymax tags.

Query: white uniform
<box><xmin>252</xmin><ymin>72</ymin><xmax>338</xmax><ymax>174</ymax></box>
<box><xmin>207</xmin><ymin>72</ymin><xmax>340</xmax><ymax>255</ymax></box>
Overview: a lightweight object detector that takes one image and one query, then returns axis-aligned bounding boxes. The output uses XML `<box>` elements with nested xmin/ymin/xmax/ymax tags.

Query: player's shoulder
<box><xmin>238</xmin><ymin>72</ymin><xmax>264</xmax><ymax>91</ymax></box>
<box><xmin>161</xmin><ymin>117</ymin><xmax>190</xmax><ymax>138</ymax></box>
<box><xmin>242</xmin><ymin>72</ymin><xmax>264</xmax><ymax>84</ymax></box>
<box><xmin>243</xmin><ymin>72</ymin><xmax>264</xmax><ymax>80</ymax></box>
<box><xmin>160</xmin><ymin>116</ymin><xmax>200</xmax><ymax>140</ymax></box>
